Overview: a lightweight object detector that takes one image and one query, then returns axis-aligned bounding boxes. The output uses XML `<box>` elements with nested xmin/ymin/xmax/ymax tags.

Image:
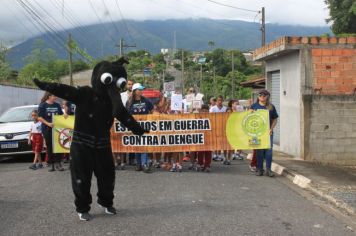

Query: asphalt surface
<box><xmin>0</xmin><ymin>157</ymin><xmax>354</xmax><ymax>236</ymax></box>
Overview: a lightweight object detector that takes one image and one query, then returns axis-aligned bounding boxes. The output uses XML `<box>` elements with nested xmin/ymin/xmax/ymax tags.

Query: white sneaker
<box><xmin>78</xmin><ymin>212</ymin><xmax>91</xmax><ymax>221</ymax></box>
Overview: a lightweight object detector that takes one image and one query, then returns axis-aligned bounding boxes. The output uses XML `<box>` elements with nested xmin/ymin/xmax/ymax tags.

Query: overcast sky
<box><xmin>1</xmin><ymin>0</ymin><xmax>330</xmax><ymax>46</ymax></box>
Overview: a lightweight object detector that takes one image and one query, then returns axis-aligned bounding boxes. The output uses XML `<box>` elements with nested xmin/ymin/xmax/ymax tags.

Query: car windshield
<box><xmin>0</xmin><ymin>107</ymin><xmax>36</xmax><ymax>123</ymax></box>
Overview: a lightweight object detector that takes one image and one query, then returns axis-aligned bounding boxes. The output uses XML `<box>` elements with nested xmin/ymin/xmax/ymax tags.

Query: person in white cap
<box><xmin>126</xmin><ymin>83</ymin><xmax>154</xmax><ymax>173</ymax></box>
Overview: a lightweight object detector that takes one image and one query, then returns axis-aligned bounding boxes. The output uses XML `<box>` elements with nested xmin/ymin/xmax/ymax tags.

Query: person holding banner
<box><xmin>62</xmin><ymin>100</ymin><xmax>75</xmax><ymax>163</ymax></box>
<box><xmin>196</xmin><ymin>104</ymin><xmax>212</xmax><ymax>172</ymax></box>
<box><xmin>227</xmin><ymin>99</ymin><xmax>244</xmax><ymax>163</ymax></box>
<box><xmin>152</xmin><ymin>93</ymin><xmax>170</xmax><ymax>168</ymax></box>
<box><xmin>114</xmin><ymin>79</ymin><xmax>135</xmax><ymax>170</ymax></box>
<box><xmin>250</xmin><ymin>89</ymin><xmax>278</xmax><ymax>177</ymax></box>
<box><xmin>210</xmin><ymin>95</ymin><xmax>228</xmax><ymax>162</ymax></box>
<box><xmin>127</xmin><ymin>83</ymin><xmax>154</xmax><ymax>173</ymax></box>
<box><xmin>38</xmin><ymin>92</ymin><xmax>64</xmax><ymax>172</ymax></box>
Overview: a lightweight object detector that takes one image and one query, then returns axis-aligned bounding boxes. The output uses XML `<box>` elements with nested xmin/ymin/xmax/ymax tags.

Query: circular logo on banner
<box><xmin>57</xmin><ymin>128</ymin><xmax>73</xmax><ymax>149</ymax></box>
<box><xmin>242</xmin><ymin>112</ymin><xmax>268</xmax><ymax>137</ymax></box>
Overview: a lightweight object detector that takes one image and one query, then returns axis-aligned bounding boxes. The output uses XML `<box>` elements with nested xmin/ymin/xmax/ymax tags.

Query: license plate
<box><xmin>1</xmin><ymin>142</ymin><xmax>19</xmax><ymax>149</ymax></box>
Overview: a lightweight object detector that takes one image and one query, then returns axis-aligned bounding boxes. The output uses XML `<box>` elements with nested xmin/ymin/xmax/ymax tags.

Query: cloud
<box><xmin>0</xmin><ymin>0</ymin><xmax>330</xmax><ymax>46</ymax></box>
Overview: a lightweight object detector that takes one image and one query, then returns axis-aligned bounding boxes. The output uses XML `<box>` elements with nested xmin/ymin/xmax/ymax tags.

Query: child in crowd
<box><xmin>226</xmin><ymin>99</ymin><xmax>244</xmax><ymax>163</ymax></box>
<box><xmin>62</xmin><ymin>100</ymin><xmax>74</xmax><ymax>163</ymax></box>
<box><xmin>170</xmin><ymin>152</ymin><xmax>183</xmax><ymax>172</ymax></box>
<box><xmin>196</xmin><ymin>104</ymin><xmax>212</xmax><ymax>172</ymax></box>
<box><xmin>210</xmin><ymin>95</ymin><xmax>228</xmax><ymax>161</ymax></box>
<box><xmin>28</xmin><ymin>110</ymin><xmax>43</xmax><ymax>170</ymax></box>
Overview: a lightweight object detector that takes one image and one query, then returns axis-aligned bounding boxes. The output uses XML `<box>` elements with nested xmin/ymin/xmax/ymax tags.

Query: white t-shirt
<box><xmin>209</xmin><ymin>105</ymin><xmax>227</xmax><ymax>113</ymax></box>
<box><xmin>120</xmin><ymin>91</ymin><xmax>130</xmax><ymax>107</ymax></box>
<box><xmin>236</xmin><ymin>105</ymin><xmax>245</xmax><ymax>112</ymax></box>
<box><xmin>30</xmin><ymin>121</ymin><xmax>42</xmax><ymax>134</ymax></box>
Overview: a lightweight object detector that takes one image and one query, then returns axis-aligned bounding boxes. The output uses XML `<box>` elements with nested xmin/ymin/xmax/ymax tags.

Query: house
<box><xmin>252</xmin><ymin>36</ymin><xmax>356</xmax><ymax>165</ymax></box>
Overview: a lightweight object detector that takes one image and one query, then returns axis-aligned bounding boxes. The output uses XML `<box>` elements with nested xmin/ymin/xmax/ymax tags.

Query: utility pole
<box><xmin>181</xmin><ymin>50</ymin><xmax>184</xmax><ymax>94</ymax></box>
<box><xmin>200</xmin><ymin>63</ymin><xmax>203</xmax><ymax>92</ymax></box>
<box><xmin>162</xmin><ymin>70</ymin><xmax>165</xmax><ymax>90</ymax></box>
<box><xmin>116</xmin><ymin>38</ymin><xmax>136</xmax><ymax>57</ymax></box>
<box><xmin>213</xmin><ymin>66</ymin><xmax>216</xmax><ymax>97</ymax></box>
<box><xmin>231</xmin><ymin>51</ymin><xmax>235</xmax><ymax>99</ymax></box>
<box><xmin>68</xmin><ymin>33</ymin><xmax>73</xmax><ymax>86</ymax></box>
<box><xmin>261</xmin><ymin>7</ymin><xmax>266</xmax><ymax>47</ymax></box>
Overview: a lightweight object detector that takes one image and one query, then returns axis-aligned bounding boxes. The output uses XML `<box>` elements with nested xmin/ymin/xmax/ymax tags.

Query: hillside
<box><xmin>6</xmin><ymin>18</ymin><xmax>331</xmax><ymax>69</ymax></box>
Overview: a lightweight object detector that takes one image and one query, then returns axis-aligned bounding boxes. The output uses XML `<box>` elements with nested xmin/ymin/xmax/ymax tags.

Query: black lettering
<box><xmin>145</xmin><ymin>136</ymin><xmax>151</xmax><ymax>145</ymax></box>
<box><xmin>199</xmin><ymin>134</ymin><xmax>204</xmax><ymax>144</ymax></box>
<box><xmin>153</xmin><ymin>136</ymin><xmax>159</xmax><ymax>145</ymax></box>
<box><xmin>169</xmin><ymin>135</ymin><xmax>174</xmax><ymax>144</ymax></box>
<box><xmin>151</xmin><ymin>122</ymin><xmax>157</xmax><ymax>131</ymax></box>
<box><xmin>159</xmin><ymin>121</ymin><xmax>172</xmax><ymax>131</ymax></box>
<box><xmin>204</xmin><ymin>120</ymin><xmax>210</xmax><ymax>130</ymax></box>
<box><xmin>160</xmin><ymin>135</ymin><xmax>167</xmax><ymax>145</ymax></box>
<box><xmin>187</xmin><ymin>120</ymin><xmax>192</xmax><ymax>130</ymax></box>
<box><xmin>198</xmin><ymin>120</ymin><xmax>203</xmax><ymax>129</ymax></box>
<box><xmin>123</xmin><ymin>136</ymin><xmax>129</xmax><ymax>145</ymax></box>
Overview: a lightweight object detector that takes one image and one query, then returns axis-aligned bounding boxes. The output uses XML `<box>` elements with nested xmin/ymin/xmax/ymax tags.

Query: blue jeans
<box><xmin>256</xmin><ymin>135</ymin><xmax>273</xmax><ymax>171</ymax></box>
<box><xmin>135</xmin><ymin>153</ymin><xmax>148</xmax><ymax>166</ymax></box>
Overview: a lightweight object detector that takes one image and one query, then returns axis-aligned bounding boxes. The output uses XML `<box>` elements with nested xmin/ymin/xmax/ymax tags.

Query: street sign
<box><xmin>143</xmin><ymin>68</ymin><xmax>151</xmax><ymax>76</ymax></box>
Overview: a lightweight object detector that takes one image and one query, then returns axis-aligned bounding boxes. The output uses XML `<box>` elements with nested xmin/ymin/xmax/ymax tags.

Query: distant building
<box><xmin>252</xmin><ymin>36</ymin><xmax>356</xmax><ymax>165</ymax></box>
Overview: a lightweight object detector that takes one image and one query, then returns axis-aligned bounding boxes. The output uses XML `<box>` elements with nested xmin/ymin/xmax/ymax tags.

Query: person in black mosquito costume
<box><xmin>34</xmin><ymin>58</ymin><xmax>147</xmax><ymax>221</ymax></box>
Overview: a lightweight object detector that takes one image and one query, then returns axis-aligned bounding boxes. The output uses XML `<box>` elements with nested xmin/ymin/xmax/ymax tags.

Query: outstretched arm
<box><xmin>33</xmin><ymin>78</ymin><xmax>82</xmax><ymax>104</ymax></box>
<box><xmin>107</xmin><ymin>88</ymin><xmax>147</xmax><ymax>135</ymax></box>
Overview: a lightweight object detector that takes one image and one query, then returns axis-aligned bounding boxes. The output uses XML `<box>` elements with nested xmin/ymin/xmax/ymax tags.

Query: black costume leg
<box><xmin>94</xmin><ymin>147</ymin><xmax>115</xmax><ymax>208</ymax></box>
<box><xmin>70</xmin><ymin>142</ymin><xmax>94</xmax><ymax>213</ymax></box>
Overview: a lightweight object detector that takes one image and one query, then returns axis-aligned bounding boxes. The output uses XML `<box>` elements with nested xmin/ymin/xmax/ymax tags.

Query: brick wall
<box><xmin>309</xmin><ymin>95</ymin><xmax>356</xmax><ymax>165</ymax></box>
<box><xmin>312</xmin><ymin>48</ymin><xmax>356</xmax><ymax>94</ymax></box>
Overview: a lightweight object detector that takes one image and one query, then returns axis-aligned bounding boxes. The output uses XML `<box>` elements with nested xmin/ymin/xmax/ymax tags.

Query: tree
<box><xmin>208</xmin><ymin>41</ymin><xmax>215</xmax><ymax>51</ymax></box>
<box><xmin>0</xmin><ymin>61</ymin><xmax>11</xmax><ymax>81</ymax></box>
<box><xmin>0</xmin><ymin>44</ymin><xmax>11</xmax><ymax>81</ymax></box>
<box><xmin>18</xmin><ymin>40</ymin><xmax>90</xmax><ymax>86</ymax></box>
<box><xmin>325</xmin><ymin>0</ymin><xmax>356</xmax><ymax>34</ymax></box>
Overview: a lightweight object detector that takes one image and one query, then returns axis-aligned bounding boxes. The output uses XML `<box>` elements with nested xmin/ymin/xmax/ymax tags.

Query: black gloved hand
<box><xmin>131</xmin><ymin>125</ymin><xmax>149</xmax><ymax>136</ymax></box>
<box><xmin>33</xmin><ymin>78</ymin><xmax>46</xmax><ymax>90</ymax></box>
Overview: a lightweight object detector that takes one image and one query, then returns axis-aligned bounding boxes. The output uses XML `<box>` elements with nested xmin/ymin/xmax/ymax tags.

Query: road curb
<box><xmin>271</xmin><ymin>161</ymin><xmax>355</xmax><ymax>217</ymax></box>
<box><xmin>271</xmin><ymin>162</ymin><xmax>311</xmax><ymax>188</ymax></box>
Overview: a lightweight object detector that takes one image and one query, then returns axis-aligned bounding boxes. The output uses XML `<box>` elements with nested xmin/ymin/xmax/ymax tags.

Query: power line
<box><xmin>16</xmin><ymin>0</ymin><xmax>66</xmax><ymax>51</ymax></box>
<box><xmin>4</xmin><ymin>0</ymin><xmax>35</xmax><ymax>39</ymax></box>
<box><xmin>49</xmin><ymin>0</ymin><xmax>92</xmax><ymax>38</ymax></box>
<box><xmin>114</xmin><ymin>0</ymin><xmax>135</xmax><ymax>44</ymax></box>
<box><xmin>19</xmin><ymin>0</ymin><xmax>89</xmax><ymax>61</ymax></box>
<box><xmin>48</xmin><ymin>0</ymin><xmax>104</xmax><ymax>57</ymax></box>
<box><xmin>206</xmin><ymin>0</ymin><xmax>260</xmax><ymax>13</ymax></box>
<box><xmin>87</xmin><ymin>0</ymin><xmax>117</xmax><ymax>43</ymax></box>
<box><xmin>100</xmin><ymin>0</ymin><xmax>121</xmax><ymax>35</ymax></box>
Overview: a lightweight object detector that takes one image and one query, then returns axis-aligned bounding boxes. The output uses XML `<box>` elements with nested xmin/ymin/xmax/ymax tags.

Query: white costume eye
<box><xmin>100</xmin><ymin>73</ymin><xmax>113</xmax><ymax>85</ymax></box>
<box><xmin>116</xmin><ymin>77</ymin><xmax>127</xmax><ymax>89</ymax></box>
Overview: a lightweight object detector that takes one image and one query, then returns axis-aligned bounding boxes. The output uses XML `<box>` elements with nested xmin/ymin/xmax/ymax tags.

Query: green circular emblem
<box><xmin>242</xmin><ymin>112</ymin><xmax>268</xmax><ymax>137</ymax></box>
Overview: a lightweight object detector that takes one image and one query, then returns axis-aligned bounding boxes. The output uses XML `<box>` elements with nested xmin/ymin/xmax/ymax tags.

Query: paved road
<box><xmin>0</xmin><ymin>158</ymin><xmax>354</xmax><ymax>236</ymax></box>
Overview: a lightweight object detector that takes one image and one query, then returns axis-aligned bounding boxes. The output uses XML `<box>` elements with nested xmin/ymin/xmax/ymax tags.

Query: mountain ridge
<box><xmin>7</xmin><ymin>18</ymin><xmax>332</xmax><ymax>69</ymax></box>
